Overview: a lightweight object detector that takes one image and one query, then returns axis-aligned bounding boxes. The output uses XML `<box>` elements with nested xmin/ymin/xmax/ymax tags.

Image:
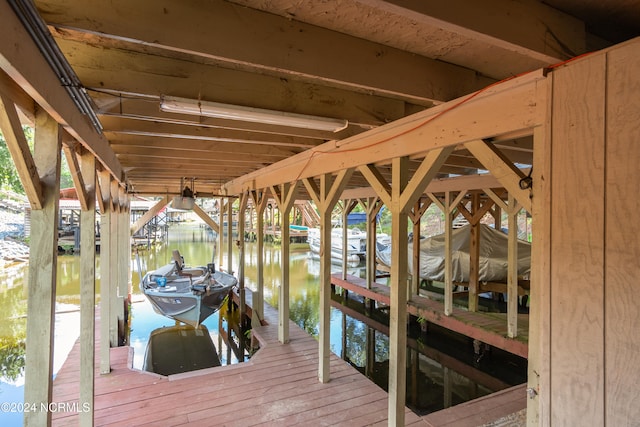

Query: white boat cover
<box><xmin>378</xmin><ymin>224</ymin><xmax>531</xmax><ymax>282</ymax></box>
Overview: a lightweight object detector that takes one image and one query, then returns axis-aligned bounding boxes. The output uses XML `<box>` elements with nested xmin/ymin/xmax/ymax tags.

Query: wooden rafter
<box><xmin>62</xmin><ymin>143</ymin><xmax>90</xmax><ymax>210</ymax></box>
<box><xmin>0</xmin><ymin>91</ymin><xmax>43</xmax><ymax>209</ymax></box>
<box><xmin>464</xmin><ymin>139</ymin><xmax>532</xmax><ymax>213</ymax></box>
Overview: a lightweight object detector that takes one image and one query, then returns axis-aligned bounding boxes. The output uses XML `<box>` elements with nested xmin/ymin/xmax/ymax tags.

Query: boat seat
<box><xmin>172</xmin><ymin>250</ymin><xmax>193</xmax><ymax>283</ymax></box>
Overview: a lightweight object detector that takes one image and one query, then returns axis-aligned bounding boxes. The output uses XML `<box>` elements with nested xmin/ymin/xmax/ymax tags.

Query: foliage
<box><xmin>0</xmin><ymin>131</ymin><xmax>24</xmax><ymax>194</ymax></box>
<box><xmin>0</xmin><ymin>127</ymin><xmax>74</xmax><ymax>193</ymax></box>
<box><xmin>0</xmin><ymin>338</ymin><xmax>26</xmax><ymax>383</ymax></box>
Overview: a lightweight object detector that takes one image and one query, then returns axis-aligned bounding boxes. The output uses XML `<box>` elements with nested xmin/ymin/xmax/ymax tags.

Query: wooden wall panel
<box><xmin>605</xmin><ymin>41</ymin><xmax>640</xmax><ymax>426</ymax></box>
<box><xmin>550</xmin><ymin>54</ymin><xmax>606</xmax><ymax>424</ymax></box>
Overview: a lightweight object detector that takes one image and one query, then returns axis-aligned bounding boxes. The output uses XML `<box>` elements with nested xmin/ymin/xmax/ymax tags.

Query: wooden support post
<box><xmin>98</xmin><ymin>170</ymin><xmax>112</xmax><ymax>373</ymax></box>
<box><xmin>109</xmin><ymin>180</ymin><xmax>122</xmax><ymax>346</ymax></box>
<box><xmin>341</xmin><ymin>199</ymin><xmax>358</xmax><ymax>279</ymax></box>
<box><xmin>270</xmin><ymin>182</ymin><xmax>299</xmax><ymax>344</ymax></box>
<box><xmin>23</xmin><ymin>110</ymin><xmax>60</xmax><ymax>427</ymax></box>
<box><xmin>78</xmin><ymin>150</ymin><xmax>96</xmax><ymax>427</ymax></box>
<box><xmin>303</xmin><ymin>169</ymin><xmax>353</xmax><ymax>382</ymax></box>
<box><xmin>507</xmin><ymin>194</ymin><xmax>519</xmax><ymax>338</ymax></box>
<box><xmin>485</xmin><ymin>188</ymin><xmax>521</xmax><ymax>338</ymax></box>
<box><xmin>226</xmin><ymin>198</ymin><xmax>233</xmax><ymax>274</ymax></box>
<box><xmin>218</xmin><ymin>198</ymin><xmax>225</xmax><ymax>268</ymax></box>
<box><xmin>444</xmin><ymin>193</ymin><xmax>454</xmax><ymax>316</ymax></box>
<box><xmin>468</xmin><ymin>192</ymin><xmax>481</xmax><ymax>312</ymax></box>
<box><xmin>388</xmin><ymin>157</ymin><xmax>410</xmax><ymax>426</ymax></box>
<box><xmin>250</xmin><ymin>190</ymin><xmax>268</xmax><ymax>321</ymax></box>
<box><xmin>118</xmin><ymin>191</ymin><xmax>130</xmax><ymax>332</ymax></box>
<box><xmin>0</xmin><ymin>91</ymin><xmax>43</xmax><ymax>209</ymax></box>
<box><xmin>360</xmin><ymin>150</ymin><xmax>451</xmax><ymax>426</ymax></box>
<box><xmin>361</xmin><ymin>197</ymin><xmax>382</xmax><ymax>289</ymax></box>
<box><xmin>237</xmin><ymin>192</ymin><xmax>248</xmax><ymax>324</ymax></box>
<box><xmin>464</xmin><ymin>139</ymin><xmax>532</xmax><ymax>214</ymax></box>
<box><xmin>409</xmin><ymin>198</ymin><xmax>431</xmax><ymax>297</ymax></box>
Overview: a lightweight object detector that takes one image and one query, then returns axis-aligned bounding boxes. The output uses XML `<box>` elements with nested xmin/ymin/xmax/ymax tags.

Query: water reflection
<box><xmin>143</xmin><ymin>324</ymin><xmax>221</xmax><ymax>376</ymax></box>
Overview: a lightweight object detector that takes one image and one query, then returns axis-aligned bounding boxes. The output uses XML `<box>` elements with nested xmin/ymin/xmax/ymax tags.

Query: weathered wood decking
<box><xmin>52</xmin><ymin>300</ymin><xmax>424</xmax><ymax>426</ymax></box>
<box><xmin>331</xmin><ymin>274</ymin><xmax>528</xmax><ymax>359</ymax></box>
<box><xmin>52</xmin><ymin>291</ymin><xmax>526</xmax><ymax>426</ymax></box>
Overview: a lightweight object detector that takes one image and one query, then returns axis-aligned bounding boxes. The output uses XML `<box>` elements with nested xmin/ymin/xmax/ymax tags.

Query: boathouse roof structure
<box><xmin>1</xmin><ymin>1</ymin><xmax>639</xmax><ymax>426</ymax></box>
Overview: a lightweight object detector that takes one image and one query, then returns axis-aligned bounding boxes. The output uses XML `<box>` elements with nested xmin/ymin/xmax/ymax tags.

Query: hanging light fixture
<box><xmin>160</xmin><ymin>95</ymin><xmax>348</xmax><ymax>132</ymax></box>
<box><xmin>171</xmin><ymin>177</ymin><xmax>196</xmax><ymax>210</ymax></box>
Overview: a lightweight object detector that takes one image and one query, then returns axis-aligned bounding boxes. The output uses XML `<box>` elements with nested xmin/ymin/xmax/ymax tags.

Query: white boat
<box><xmin>308</xmin><ymin>227</ymin><xmax>367</xmax><ymax>263</ymax></box>
<box><xmin>140</xmin><ymin>251</ymin><xmax>236</xmax><ymax>327</ymax></box>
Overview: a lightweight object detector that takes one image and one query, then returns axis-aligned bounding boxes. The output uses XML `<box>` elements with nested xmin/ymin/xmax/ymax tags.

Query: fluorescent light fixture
<box><xmin>160</xmin><ymin>95</ymin><xmax>348</xmax><ymax>132</ymax></box>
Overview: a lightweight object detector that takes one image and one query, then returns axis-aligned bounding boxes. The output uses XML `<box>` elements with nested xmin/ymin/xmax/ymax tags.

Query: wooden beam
<box><xmin>249</xmin><ymin>189</ymin><xmax>269</xmax><ymax>321</ymax></box>
<box><xmin>0</xmin><ymin>69</ymin><xmax>36</xmax><ymax>121</ymax></box>
<box><xmin>269</xmin><ymin>182</ymin><xmax>299</xmax><ymax>344</ymax></box>
<box><xmin>464</xmin><ymin>139</ymin><xmax>532</xmax><ymax>213</ymax></box>
<box><xmin>0</xmin><ymin>91</ymin><xmax>43</xmax><ymax>208</ymax></box>
<box><xmin>358</xmin><ymin>164</ymin><xmax>392</xmax><ymax>207</ymax></box>
<box><xmin>38</xmin><ymin>0</ymin><xmax>490</xmax><ymax>104</ymax></box>
<box><xmin>387</xmin><ymin>157</ymin><xmax>410</xmax><ymax>426</ymax></box>
<box><xmin>53</xmin><ymin>37</ymin><xmax>418</xmax><ymax>127</ymax></box>
<box><xmin>78</xmin><ymin>149</ymin><xmax>96</xmax><ymax>426</ymax></box>
<box><xmin>361</xmin><ymin>197</ymin><xmax>383</xmax><ymax>288</ymax></box>
<box><xmin>63</xmin><ymin>144</ymin><xmax>90</xmax><ymax>210</ymax></box>
<box><xmin>399</xmin><ymin>147</ymin><xmax>455</xmax><ymax>210</ymax></box>
<box><xmin>223</xmin><ymin>70</ymin><xmax>545</xmax><ymax>194</ymax></box>
<box><xmin>98</xmin><ymin>168</ymin><xmax>111</xmax><ymax>374</ymax></box>
<box><xmin>107</xmin><ymin>133</ymin><xmax>297</xmax><ymax>157</ymax></box>
<box><xmin>23</xmin><ymin>109</ymin><xmax>61</xmax><ymax>426</ymax></box>
<box><xmin>507</xmin><ymin>194</ymin><xmax>520</xmax><ymax>338</ymax></box>
<box><xmin>356</xmin><ymin>0</ymin><xmax>585</xmax><ymax>70</ymax></box>
<box><xmin>0</xmin><ymin>1</ymin><xmax>124</xmax><ymax>182</ymax></box>
<box><xmin>130</xmin><ymin>196</ymin><xmax>170</xmax><ymax>235</ymax></box>
<box><xmin>303</xmin><ymin>170</ymin><xmax>353</xmax><ymax>383</ymax></box>
<box><xmin>444</xmin><ymin>192</ymin><xmax>454</xmax><ymax>315</ymax></box>
<box><xmin>237</xmin><ymin>192</ymin><xmax>249</xmax><ymax>333</ymax></box>
<box><xmin>468</xmin><ymin>193</ymin><xmax>480</xmax><ymax>312</ymax></box>
<box><xmin>192</xmin><ymin>203</ymin><xmax>220</xmax><ymax>234</ymax></box>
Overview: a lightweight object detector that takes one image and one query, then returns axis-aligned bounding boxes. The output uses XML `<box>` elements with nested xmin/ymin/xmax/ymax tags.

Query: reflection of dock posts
<box><xmin>366</xmin><ymin>325</ymin><xmax>376</xmax><ymax>379</ymax></box>
<box><xmin>410</xmin><ymin>348</ymin><xmax>418</xmax><ymax>408</ymax></box>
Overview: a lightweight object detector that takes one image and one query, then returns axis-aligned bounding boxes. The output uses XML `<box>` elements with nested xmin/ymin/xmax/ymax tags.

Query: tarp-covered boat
<box><xmin>378</xmin><ymin>224</ymin><xmax>531</xmax><ymax>282</ymax></box>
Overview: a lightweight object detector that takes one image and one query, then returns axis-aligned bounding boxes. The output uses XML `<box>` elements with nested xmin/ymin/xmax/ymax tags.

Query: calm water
<box><xmin>0</xmin><ymin>223</ymin><xmax>525</xmax><ymax>425</ymax></box>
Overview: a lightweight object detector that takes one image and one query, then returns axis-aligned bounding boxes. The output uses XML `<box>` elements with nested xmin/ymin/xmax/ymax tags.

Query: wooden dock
<box><xmin>51</xmin><ymin>292</ymin><xmax>526</xmax><ymax>426</ymax></box>
<box><xmin>52</xmin><ymin>300</ymin><xmax>424</xmax><ymax>426</ymax></box>
<box><xmin>331</xmin><ymin>274</ymin><xmax>528</xmax><ymax>359</ymax></box>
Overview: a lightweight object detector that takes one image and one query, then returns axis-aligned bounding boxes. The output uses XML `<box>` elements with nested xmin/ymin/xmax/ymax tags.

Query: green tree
<box><xmin>0</xmin><ymin>131</ymin><xmax>25</xmax><ymax>194</ymax></box>
<box><xmin>0</xmin><ymin>127</ymin><xmax>74</xmax><ymax>193</ymax></box>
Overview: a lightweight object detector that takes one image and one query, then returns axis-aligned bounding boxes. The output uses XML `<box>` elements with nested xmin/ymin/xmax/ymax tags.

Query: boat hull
<box><xmin>141</xmin><ymin>265</ymin><xmax>236</xmax><ymax>327</ymax></box>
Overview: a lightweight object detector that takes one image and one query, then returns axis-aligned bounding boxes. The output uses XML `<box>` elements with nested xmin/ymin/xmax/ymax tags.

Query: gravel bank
<box><xmin>0</xmin><ymin>208</ymin><xmax>29</xmax><ymax>265</ymax></box>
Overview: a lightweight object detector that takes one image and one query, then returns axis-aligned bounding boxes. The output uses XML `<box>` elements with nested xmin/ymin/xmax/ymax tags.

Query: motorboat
<box><xmin>308</xmin><ymin>227</ymin><xmax>366</xmax><ymax>263</ymax></box>
<box><xmin>140</xmin><ymin>250</ymin><xmax>236</xmax><ymax>327</ymax></box>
